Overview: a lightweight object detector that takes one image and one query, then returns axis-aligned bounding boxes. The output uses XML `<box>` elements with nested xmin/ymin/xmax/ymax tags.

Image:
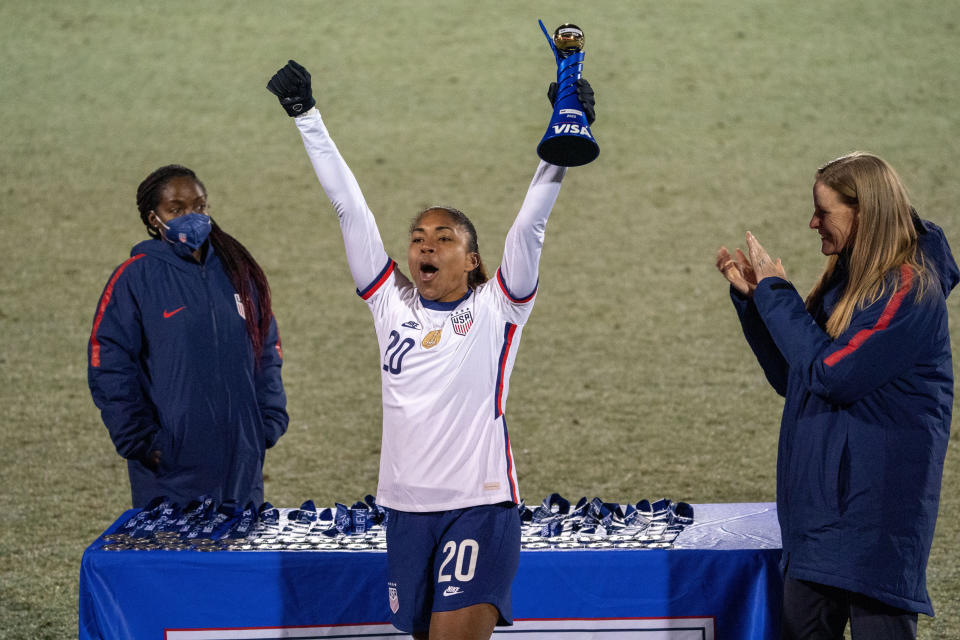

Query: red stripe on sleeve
<box><xmin>89</xmin><ymin>254</ymin><xmax>145</xmax><ymax>367</ymax></box>
<box><xmin>496</xmin><ymin>268</ymin><xmax>537</xmax><ymax>304</ymax></box>
<box><xmin>359</xmin><ymin>260</ymin><xmax>396</xmax><ymax>301</ymax></box>
<box><xmin>824</xmin><ymin>265</ymin><xmax>914</xmax><ymax>368</ymax></box>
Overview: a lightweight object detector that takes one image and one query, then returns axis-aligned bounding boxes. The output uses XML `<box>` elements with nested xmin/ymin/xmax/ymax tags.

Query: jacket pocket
<box><xmin>820</xmin><ymin>419</ymin><xmax>848</xmax><ymax>516</ymax></box>
<box><xmin>836</xmin><ymin>439</ymin><xmax>851</xmax><ymax>516</ymax></box>
<box><xmin>786</xmin><ymin>415</ymin><xmax>848</xmax><ymax>521</ymax></box>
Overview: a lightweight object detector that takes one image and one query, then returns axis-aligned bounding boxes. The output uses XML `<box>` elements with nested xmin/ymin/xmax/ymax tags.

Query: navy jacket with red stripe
<box><xmin>732</xmin><ymin>219</ymin><xmax>957</xmax><ymax>616</ymax></box>
<box><xmin>88</xmin><ymin>238</ymin><xmax>288</xmax><ymax>508</ymax></box>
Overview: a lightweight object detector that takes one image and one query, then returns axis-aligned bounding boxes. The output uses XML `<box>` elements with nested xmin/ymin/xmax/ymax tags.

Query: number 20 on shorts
<box><xmin>438</xmin><ymin>539</ymin><xmax>479</xmax><ymax>582</ymax></box>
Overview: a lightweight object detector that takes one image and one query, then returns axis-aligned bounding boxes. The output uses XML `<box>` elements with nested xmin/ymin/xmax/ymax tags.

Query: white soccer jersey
<box><xmin>295</xmin><ymin>109</ymin><xmax>565</xmax><ymax>512</ymax></box>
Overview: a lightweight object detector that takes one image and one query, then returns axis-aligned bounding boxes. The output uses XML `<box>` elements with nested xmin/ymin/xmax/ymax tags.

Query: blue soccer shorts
<box><xmin>384</xmin><ymin>501</ymin><xmax>521</xmax><ymax>634</ymax></box>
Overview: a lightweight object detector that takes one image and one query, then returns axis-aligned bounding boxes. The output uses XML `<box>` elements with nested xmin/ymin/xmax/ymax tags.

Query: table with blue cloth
<box><xmin>79</xmin><ymin>502</ymin><xmax>782</xmax><ymax>639</ymax></box>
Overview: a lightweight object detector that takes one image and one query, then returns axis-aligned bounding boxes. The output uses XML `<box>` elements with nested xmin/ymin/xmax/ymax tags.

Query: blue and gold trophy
<box><xmin>537</xmin><ymin>21</ymin><xmax>599</xmax><ymax>167</ymax></box>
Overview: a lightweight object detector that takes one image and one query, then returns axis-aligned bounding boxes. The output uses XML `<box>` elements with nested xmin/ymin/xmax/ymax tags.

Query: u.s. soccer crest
<box><xmin>451</xmin><ymin>309</ymin><xmax>473</xmax><ymax>336</ymax></box>
<box><xmin>234</xmin><ymin>293</ymin><xmax>246</xmax><ymax>319</ymax></box>
<box><xmin>388</xmin><ymin>584</ymin><xmax>400</xmax><ymax>614</ymax></box>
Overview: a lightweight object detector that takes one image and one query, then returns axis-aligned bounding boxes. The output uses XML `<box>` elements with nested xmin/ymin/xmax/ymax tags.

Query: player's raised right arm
<box><xmin>267</xmin><ymin>60</ymin><xmax>390</xmax><ymax>292</ymax></box>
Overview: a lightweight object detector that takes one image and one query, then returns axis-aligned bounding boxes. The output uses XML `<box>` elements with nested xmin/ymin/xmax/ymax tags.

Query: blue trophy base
<box><xmin>537</xmin><ymin>134</ymin><xmax>599</xmax><ymax>167</ymax></box>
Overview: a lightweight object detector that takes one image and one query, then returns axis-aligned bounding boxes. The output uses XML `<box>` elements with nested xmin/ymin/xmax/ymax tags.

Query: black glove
<box><xmin>267</xmin><ymin>60</ymin><xmax>316</xmax><ymax>117</ymax></box>
<box><xmin>547</xmin><ymin>77</ymin><xmax>595</xmax><ymax>125</ymax></box>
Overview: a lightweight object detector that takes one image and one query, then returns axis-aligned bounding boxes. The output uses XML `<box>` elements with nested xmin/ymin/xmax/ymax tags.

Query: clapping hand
<box><xmin>716</xmin><ymin>231</ymin><xmax>786</xmax><ymax>297</ymax></box>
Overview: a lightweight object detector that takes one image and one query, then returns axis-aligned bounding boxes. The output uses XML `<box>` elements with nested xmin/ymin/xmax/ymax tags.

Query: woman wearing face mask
<box><xmin>267</xmin><ymin>60</ymin><xmax>593</xmax><ymax>639</ymax></box>
<box><xmin>88</xmin><ymin>165</ymin><xmax>288</xmax><ymax>509</ymax></box>
<box><xmin>716</xmin><ymin>152</ymin><xmax>957</xmax><ymax>640</ymax></box>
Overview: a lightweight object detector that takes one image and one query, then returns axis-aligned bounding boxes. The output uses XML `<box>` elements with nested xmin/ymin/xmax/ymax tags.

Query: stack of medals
<box><xmin>100</xmin><ymin>495</ymin><xmax>389</xmax><ymax>552</ymax></box>
<box><xmin>239</xmin><ymin>497</ymin><xmax>388</xmax><ymax>552</ymax></box>
<box><xmin>517</xmin><ymin>494</ymin><xmax>694</xmax><ymax>551</ymax></box>
<box><xmin>100</xmin><ymin>493</ymin><xmax>694</xmax><ymax>552</ymax></box>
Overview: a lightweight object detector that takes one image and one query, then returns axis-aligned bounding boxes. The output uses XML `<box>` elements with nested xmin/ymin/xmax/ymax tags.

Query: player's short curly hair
<box><xmin>411</xmin><ymin>206</ymin><xmax>490</xmax><ymax>289</ymax></box>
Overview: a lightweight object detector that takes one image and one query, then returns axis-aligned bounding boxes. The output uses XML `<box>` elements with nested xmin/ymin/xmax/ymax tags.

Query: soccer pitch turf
<box><xmin>1</xmin><ymin>2</ymin><xmax>958</xmax><ymax>638</ymax></box>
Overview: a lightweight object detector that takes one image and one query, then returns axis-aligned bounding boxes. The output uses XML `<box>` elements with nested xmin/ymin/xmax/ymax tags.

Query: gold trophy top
<box><xmin>553</xmin><ymin>24</ymin><xmax>584</xmax><ymax>54</ymax></box>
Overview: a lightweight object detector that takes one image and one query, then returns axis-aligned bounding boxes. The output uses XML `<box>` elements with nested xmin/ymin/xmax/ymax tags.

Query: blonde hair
<box><xmin>806</xmin><ymin>152</ymin><xmax>932</xmax><ymax>337</ymax></box>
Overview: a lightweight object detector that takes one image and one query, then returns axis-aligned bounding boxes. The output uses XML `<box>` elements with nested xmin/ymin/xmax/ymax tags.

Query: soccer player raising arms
<box><xmin>267</xmin><ymin>60</ymin><xmax>594</xmax><ymax>639</ymax></box>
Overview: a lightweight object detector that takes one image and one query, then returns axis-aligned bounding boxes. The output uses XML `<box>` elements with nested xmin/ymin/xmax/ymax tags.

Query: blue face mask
<box><xmin>158</xmin><ymin>213</ymin><xmax>212</xmax><ymax>251</ymax></box>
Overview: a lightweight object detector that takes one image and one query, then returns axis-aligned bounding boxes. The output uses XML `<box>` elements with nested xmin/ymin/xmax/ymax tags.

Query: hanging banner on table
<box><xmin>165</xmin><ymin>617</ymin><xmax>715</xmax><ymax>639</ymax></box>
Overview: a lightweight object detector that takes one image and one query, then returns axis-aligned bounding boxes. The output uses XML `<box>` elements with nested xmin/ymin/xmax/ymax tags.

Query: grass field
<box><xmin>1</xmin><ymin>1</ymin><xmax>958</xmax><ymax>638</ymax></box>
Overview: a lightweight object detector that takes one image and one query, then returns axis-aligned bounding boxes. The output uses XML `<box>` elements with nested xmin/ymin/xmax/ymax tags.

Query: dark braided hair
<box><xmin>136</xmin><ymin>165</ymin><xmax>275</xmax><ymax>361</ymax></box>
<box><xmin>410</xmin><ymin>206</ymin><xmax>489</xmax><ymax>289</ymax></box>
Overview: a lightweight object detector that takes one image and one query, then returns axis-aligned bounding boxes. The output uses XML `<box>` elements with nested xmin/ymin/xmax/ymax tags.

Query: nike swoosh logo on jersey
<box><xmin>401</xmin><ymin>320</ymin><xmax>421</xmax><ymax>329</ymax></box>
<box><xmin>442</xmin><ymin>586</ymin><xmax>463</xmax><ymax>597</ymax></box>
<box><xmin>163</xmin><ymin>306</ymin><xmax>186</xmax><ymax>318</ymax></box>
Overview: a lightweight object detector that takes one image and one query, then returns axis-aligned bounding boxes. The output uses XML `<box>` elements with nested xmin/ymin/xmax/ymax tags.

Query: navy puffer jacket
<box><xmin>88</xmin><ymin>238</ymin><xmax>288</xmax><ymax>508</ymax></box>
<box><xmin>732</xmin><ymin>220</ymin><xmax>957</xmax><ymax>615</ymax></box>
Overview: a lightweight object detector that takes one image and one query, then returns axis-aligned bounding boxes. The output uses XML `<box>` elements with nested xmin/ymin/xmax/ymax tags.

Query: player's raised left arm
<box><xmin>497</xmin><ymin>80</ymin><xmax>595</xmax><ymax>300</ymax></box>
<box><xmin>497</xmin><ymin>161</ymin><xmax>566</xmax><ymax>301</ymax></box>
